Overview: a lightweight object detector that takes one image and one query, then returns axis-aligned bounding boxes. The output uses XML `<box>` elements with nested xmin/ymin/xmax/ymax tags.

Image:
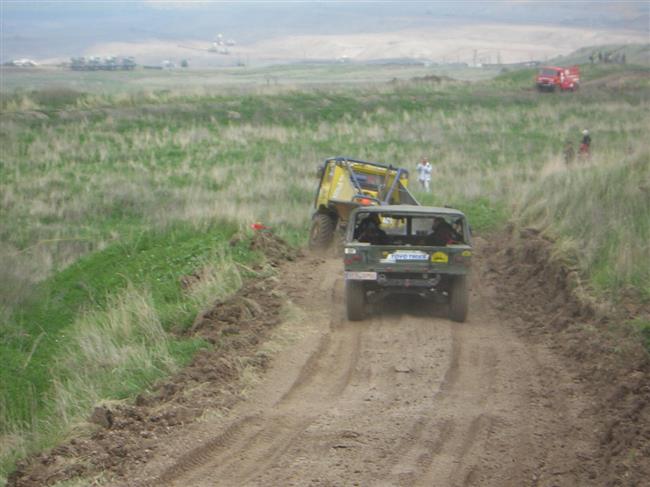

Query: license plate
<box><xmin>345</xmin><ymin>271</ymin><xmax>377</xmax><ymax>281</ymax></box>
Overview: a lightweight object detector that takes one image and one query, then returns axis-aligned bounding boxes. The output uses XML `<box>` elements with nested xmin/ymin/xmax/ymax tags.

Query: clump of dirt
<box><xmin>481</xmin><ymin>227</ymin><xmax>650</xmax><ymax>486</ymax></box>
<box><xmin>249</xmin><ymin>230</ymin><xmax>300</xmax><ymax>265</ymax></box>
<box><xmin>7</xmin><ymin>232</ymin><xmax>294</xmax><ymax>487</ymax></box>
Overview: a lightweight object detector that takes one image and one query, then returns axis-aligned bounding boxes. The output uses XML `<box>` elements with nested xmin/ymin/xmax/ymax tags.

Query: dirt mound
<box><xmin>7</xmin><ymin>232</ymin><xmax>294</xmax><ymax>487</ymax></box>
<box><xmin>481</xmin><ymin>228</ymin><xmax>650</xmax><ymax>486</ymax></box>
<box><xmin>248</xmin><ymin>230</ymin><xmax>299</xmax><ymax>265</ymax></box>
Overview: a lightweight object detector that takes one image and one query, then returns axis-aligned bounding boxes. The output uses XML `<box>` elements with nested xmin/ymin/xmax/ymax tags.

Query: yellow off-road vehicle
<box><xmin>308</xmin><ymin>157</ymin><xmax>419</xmax><ymax>249</ymax></box>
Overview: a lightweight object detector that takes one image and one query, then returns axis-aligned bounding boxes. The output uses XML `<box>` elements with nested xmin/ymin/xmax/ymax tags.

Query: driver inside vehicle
<box><xmin>425</xmin><ymin>216</ymin><xmax>461</xmax><ymax>246</ymax></box>
<box><xmin>356</xmin><ymin>214</ymin><xmax>388</xmax><ymax>245</ymax></box>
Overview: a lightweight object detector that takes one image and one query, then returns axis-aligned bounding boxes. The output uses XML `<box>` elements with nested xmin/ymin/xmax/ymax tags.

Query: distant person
<box><xmin>563</xmin><ymin>140</ymin><xmax>575</xmax><ymax>164</ymax></box>
<box><xmin>580</xmin><ymin>129</ymin><xmax>591</xmax><ymax>158</ymax></box>
<box><xmin>416</xmin><ymin>157</ymin><xmax>432</xmax><ymax>191</ymax></box>
<box><xmin>425</xmin><ymin>217</ymin><xmax>460</xmax><ymax>246</ymax></box>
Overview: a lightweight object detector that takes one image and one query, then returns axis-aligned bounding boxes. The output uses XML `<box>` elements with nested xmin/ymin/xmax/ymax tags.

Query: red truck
<box><xmin>535</xmin><ymin>66</ymin><xmax>580</xmax><ymax>92</ymax></box>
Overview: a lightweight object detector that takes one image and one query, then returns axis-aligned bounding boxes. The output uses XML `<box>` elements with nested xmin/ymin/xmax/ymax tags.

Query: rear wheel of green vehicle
<box><xmin>346</xmin><ymin>281</ymin><xmax>366</xmax><ymax>321</ymax></box>
<box><xmin>448</xmin><ymin>275</ymin><xmax>468</xmax><ymax>323</ymax></box>
<box><xmin>308</xmin><ymin>213</ymin><xmax>336</xmax><ymax>250</ymax></box>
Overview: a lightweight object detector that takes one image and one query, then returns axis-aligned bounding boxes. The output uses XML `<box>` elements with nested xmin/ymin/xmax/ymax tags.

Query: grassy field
<box><xmin>0</xmin><ymin>63</ymin><xmax>500</xmax><ymax>94</ymax></box>
<box><xmin>1</xmin><ymin>60</ymin><xmax>649</xmax><ymax>482</ymax></box>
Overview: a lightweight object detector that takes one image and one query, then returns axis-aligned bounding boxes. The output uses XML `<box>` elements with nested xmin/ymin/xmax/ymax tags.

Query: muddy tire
<box><xmin>308</xmin><ymin>213</ymin><xmax>336</xmax><ymax>250</ymax></box>
<box><xmin>448</xmin><ymin>275</ymin><xmax>468</xmax><ymax>323</ymax></box>
<box><xmin>345</xmin><ymin>281</ymin><xmax>366</xmax><ymax>321</ymax></box>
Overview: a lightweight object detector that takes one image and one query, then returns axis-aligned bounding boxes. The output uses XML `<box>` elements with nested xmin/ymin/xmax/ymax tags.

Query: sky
<box><xmin>1</xmin><ymin>1</ymin><xmax>648</xmax><ymax>65</ymax></box>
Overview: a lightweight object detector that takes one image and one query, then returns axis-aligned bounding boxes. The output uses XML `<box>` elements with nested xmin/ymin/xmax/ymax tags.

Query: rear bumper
<box><xmin>376</xmin><ymin>274</ymin><xmax>441</xmax><ymax>288</ymax></box>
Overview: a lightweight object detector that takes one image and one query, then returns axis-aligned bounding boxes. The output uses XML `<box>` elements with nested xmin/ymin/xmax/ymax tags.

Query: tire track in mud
<box><xmin>131</xmin><ymin>248</ymin><xmax>601</xmax><ymax>487</ymax></box>
<box><xmin>248</xmin><ymin>293</ymin><xmax>455</xmax><ymax>486</ymax></box>
<box><xmin>279</xmin><ymin>276</ymin><xmax>363</xmax><ymax>405</ymax></box>
<box><xmin>362</xmin><ymin>307</ymin><xmax>452</xmax><ymax>484</ymax></box>
<box><xmin>152</xmin><ymin>271</ymin><xmax>368</xmax><ymax>486</ymax></box>
<box><xmin>387</xmin><ymin>274</ymin><xmax>515</xmax><ymax>487</ymax></box>
<box><xmin>151</xmin><ymin>415</ymin><xmax>254</xmax><ymax>485</ymax></box>
<box><xmin>165</xmin><ymin>414</ymin><xmax>313</xmax><ymax>487</ymax></box>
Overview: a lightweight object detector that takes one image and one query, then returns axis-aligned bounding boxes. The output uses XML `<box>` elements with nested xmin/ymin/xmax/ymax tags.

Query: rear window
<box><xmin>353</xmin><ymin>172</ymin><xmax>384</xmax><ymax>190</ymax></box>
<box><xmin>539</xmin><ymin>68</ymin><xmax>558</xmax><ymax>76</ymax></box>
<box><xmin>350</xmin><ymin>212</ymin><xmax>467</xmax><ymax>243</ymax></box>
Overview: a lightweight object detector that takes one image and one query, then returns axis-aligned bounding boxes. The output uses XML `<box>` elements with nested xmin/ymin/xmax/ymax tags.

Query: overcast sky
<box><xmin>2</xmin><ymin>1</ymin><xmax>648</xmax><ymax>63</ymax></box>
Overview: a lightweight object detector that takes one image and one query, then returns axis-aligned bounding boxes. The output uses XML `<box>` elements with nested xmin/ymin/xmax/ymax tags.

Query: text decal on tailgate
<box><xmin>380</xmin><ymin>250</ymin><xmax>428</xmax><ymax>263</ymax></box>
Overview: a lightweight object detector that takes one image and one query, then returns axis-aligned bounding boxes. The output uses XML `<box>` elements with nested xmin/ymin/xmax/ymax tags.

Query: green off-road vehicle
<box><xmin>343</xmin><ymin>205</ymin><xmax>472</xmax><ymax>322</ymax></box>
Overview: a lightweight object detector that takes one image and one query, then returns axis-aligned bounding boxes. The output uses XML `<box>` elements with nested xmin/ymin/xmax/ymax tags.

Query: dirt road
<box><xmin>10</xmin><ymin>232</ymin><xmax>646</xmax><ymax>487</ymax></box>
<box><xmin>121</xmin><ymin>243</ymin><xmax>600</xmax><ymax>487</ymax></box>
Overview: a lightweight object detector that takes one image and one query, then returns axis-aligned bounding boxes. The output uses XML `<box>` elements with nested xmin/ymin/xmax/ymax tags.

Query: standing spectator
<box><xmin>580</xmin><ymin>129</ymin><xmax>591</xmax><ymax>158</ymax></box>
<box><xmin>416</xmin><ymin>157</ymin><xmax>432</xmax><ymax>191</ymax></box>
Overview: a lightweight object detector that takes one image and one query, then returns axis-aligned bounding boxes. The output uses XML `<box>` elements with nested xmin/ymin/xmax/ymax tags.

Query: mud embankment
<box><xmin>483</xmin><ymin>228</ymin><xmax>650</xmax><ymax>486</ymax></box>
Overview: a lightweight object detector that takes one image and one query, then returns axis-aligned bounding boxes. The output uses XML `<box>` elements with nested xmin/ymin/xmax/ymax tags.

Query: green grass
<box><xmin>518</xmin><ymin>151</ymin><xmax>650</xmax><ymax>300</ymax></box>
<box><xmin>415</xmin><ymin>194</ymin><xmax>509</xmax><ymax>234</ymax></box>
<box><xmin>550</xmin><ymin>43</ymin><xmax>650</xmax><ymax>67</ymax></box>
<box><xmin>1</xmin><ymin>59</ymin><xmax>649</xmax><ymax>481</ymax></box>
<box><xmin>0</xmin><ymin>63</ymin><xmax>501</xmax><ymax>95</ymax></box>
<box><xmin>2</xmin><ymin>221</ymin><xmax>255</xmax><ymax>420</ymax></box>
<box><xmin>631</xmin><ymin>319</ymin><xmax>650</xmax><ymax>352</ymax></box>
<box><xmin>0</xmin><ymin>222</ymin><xmax>258</xmax><ymax>480</ymax></box>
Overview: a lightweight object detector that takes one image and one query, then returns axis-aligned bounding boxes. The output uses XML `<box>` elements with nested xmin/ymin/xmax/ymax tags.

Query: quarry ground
<box><xmin>9</xmin><ymin>231</ymin><xmax>649</xmax><ymax>487</ymax></box>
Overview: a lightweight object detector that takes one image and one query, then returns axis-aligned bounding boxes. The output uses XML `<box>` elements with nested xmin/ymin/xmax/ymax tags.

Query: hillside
<box><xmin>551</xmin><ymin>43</ymin><xmax>650</xmax><ymax>66</ymax></box>
<box><xmin>1</xmin><ymin>62</ymin><xmax>649</xmax><ymax>485</ymax></box>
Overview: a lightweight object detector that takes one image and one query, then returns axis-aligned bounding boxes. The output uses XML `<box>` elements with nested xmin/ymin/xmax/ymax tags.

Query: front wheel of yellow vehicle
<box><xmin>448</xmin><ymin>275</ymin><xmax>468</xmax><ymax>323</ymax></box>
<box><xmin>345</xmin><ymin>281</ymin><xmax>366</xmax><ymax>321</ymax></box>
<box><xmin>308</xmin><ymin>213</ymin><xmax>336</xmax><ymax>250</ymax></box>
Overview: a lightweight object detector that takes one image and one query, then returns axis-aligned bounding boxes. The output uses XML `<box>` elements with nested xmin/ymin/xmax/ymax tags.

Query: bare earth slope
<box><xmin>10</xmin><ymin>233</ymin><xmax>648</xmax><ymax>486</ymax></box>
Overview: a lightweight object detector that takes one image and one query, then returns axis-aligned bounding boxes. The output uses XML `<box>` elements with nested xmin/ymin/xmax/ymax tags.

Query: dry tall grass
<box><xmin>2</xmin><ymin>85</ymin><xmax>648</xmax><ymax>294</ymax></box>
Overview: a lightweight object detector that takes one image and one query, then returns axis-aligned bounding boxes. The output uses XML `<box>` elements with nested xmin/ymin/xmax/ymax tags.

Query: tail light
<box><xmin>344</xmin><ymin>254</ymin><xmax>364</xmax><ymax>265</ymax></box>
<box><xmin>453</xmin><ymin>251</ymin><xmax>472</xmax><ymax>265</ymax></box>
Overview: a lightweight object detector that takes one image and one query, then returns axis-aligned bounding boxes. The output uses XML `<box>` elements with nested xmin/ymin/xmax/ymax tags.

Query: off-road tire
<box><xmin>345</xmin><ymin>281</ymin><xmax>366</xmax><ymax>321</ymax></box>
<box><xmin>308</xmin><ymin>213</ymin><xmax>336</xmax><ymax>250</ymax></box>
<box><xmin>448</xmin><ymin>275</ymin><xmax>469</xmax><ymax>322</ymax></box>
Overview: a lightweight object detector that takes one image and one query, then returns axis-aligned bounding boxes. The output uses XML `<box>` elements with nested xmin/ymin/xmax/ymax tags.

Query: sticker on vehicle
<box><xmin>380</xmin><ymin>250</ymin><xmax>429</xmax><ymax>263</ymax></box>
<box><xmin>431</xmin><ymin>251</ymin><xmax>449</xmax><ymax>263</ymax></box>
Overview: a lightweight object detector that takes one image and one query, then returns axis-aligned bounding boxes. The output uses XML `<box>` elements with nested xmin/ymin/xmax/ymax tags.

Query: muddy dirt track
<box><xmin>118</xmin><ymin>237</ymin><xmax>636</xmax><ymax>487</ymax></box>
<box><xmin>9</xmin><ymin>233</ymin><xmax>649</xmax><ymax>487</ymax></box>
<box><xmin>147</xmin><ymin>273</ymin><xmax>580</xmax><ymax>486</ymax></box>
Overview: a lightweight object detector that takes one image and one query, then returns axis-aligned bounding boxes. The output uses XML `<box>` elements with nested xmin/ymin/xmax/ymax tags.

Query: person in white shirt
<box><xmin>416</xmin><ymin>157</ymin><xmax>432</xmax><ymax>191</ymax></box>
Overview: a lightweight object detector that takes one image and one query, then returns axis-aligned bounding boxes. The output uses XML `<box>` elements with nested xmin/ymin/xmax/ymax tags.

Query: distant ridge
<box><xmin>550</xmin><ymin>43</ymin><xmax>650</xmax><ymax>66</ymax></box>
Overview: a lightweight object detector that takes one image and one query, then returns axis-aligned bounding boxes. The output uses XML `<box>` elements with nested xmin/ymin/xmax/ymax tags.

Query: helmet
<box><xmin>582</xmin><ymin>129</ymin><xmax>589</xmax><ymax>135</ymax></box>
